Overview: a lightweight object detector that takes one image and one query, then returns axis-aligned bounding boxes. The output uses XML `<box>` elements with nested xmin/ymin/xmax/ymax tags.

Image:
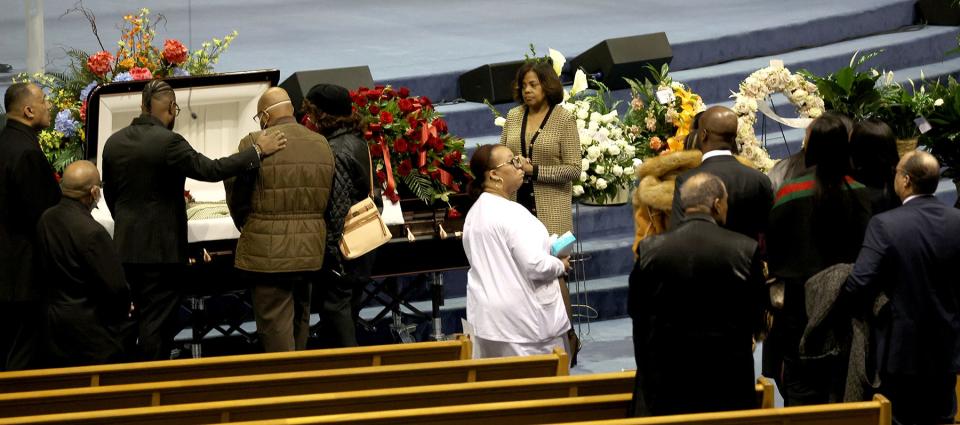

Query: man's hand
<box><xmin>255</xmin><ymin>130</ymin><xmax>287</xmax><ymax>157</ymax></box>
<box><xmin>561</xmin><ymin>256</ymin><xmax>572</xmax><ymax>273</ymax></box>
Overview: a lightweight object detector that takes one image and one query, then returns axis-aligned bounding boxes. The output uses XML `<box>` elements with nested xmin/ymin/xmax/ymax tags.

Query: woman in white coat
<box><xmin>463</xmin><ymin>144</ymin><xmax>572</xmax><ymax>359</ymax></box>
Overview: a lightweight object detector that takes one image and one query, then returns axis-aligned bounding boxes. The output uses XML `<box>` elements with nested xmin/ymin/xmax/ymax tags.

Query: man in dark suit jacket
<box><xmin>0</xmin><ymin>83</ymin><xmax>61</xmax><ymax>370</ymax></box>
<box><xmin>842</xmin><ymin>151</ymin><xmax>960</xmax><ymax>424</ymax></box>
<box><xmin>630</xmin><ymin>173</ymin><xmax>766</xmax><ymax>416</ymax></box>
<box><xmin>102</xmin><ymin>80</ymin><xmax>286</xmax><ymax>360</ymax></box>
<box><xmin>670</xmin><ymin>106</ymin><xmax>773</xmax><ymax>244</ymax></box>
<box><xmin>36</xmin><ymin>161</ymin><xmax>131</xmax><ymax>367</ymax></box>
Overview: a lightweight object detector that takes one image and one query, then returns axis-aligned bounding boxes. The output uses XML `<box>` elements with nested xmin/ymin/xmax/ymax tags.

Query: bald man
<box><xmin>0</xmin><ymin>82</ymin><xmax>62</xmax><ymax>370</ymax></box>
<box><xmin>669</xmin><ymin>106</ymin><xmax>773</xmax><ymax>244</ymax></box>
<box><xmin>102</xmin><ymin>80</ymin><xmax>287</xmax><ymax>360</ymax></box>
<box><xmin>35</xmin><ymin>161</ymin><xmax>131</xmax><ymax>367</ymax></box>
<box><xmin>841</xmin><ymin>151</ymin><xmax>960</xmax><ymax>423</ymax></box>
<box><xmin>226</xmin><ymin>87</ymin><xmax>334</xmax><ymax>352</ymax></box>
<box><xmin>630</xmin><ymin>172</ymin><xmax>765</xmax><ymax>416</ymax></box>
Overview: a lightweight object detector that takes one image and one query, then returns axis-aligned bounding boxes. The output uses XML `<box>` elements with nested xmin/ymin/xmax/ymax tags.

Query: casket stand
<box><xmin>357</xmin><ymin>194</ymin><xmax>470</xmax><ymax>343</ymax></box>
<box><xmin>85</xmin><ymin>70</ymin><xmax>468</xmax><ymax>357</ymax></box>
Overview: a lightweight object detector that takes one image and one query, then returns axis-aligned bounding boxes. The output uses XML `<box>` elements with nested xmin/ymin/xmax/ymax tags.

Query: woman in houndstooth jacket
<box><xmin>500</xmin><ymin>61</ymin><xmax>582</xmax><ymax>363</ymax></box>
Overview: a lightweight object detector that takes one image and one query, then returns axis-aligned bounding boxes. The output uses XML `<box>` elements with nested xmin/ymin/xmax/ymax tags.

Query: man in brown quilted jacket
<box><xmin>225</xmin><ymin>87</ymin><xmax>335</xmax><ymax>352</ymax></box>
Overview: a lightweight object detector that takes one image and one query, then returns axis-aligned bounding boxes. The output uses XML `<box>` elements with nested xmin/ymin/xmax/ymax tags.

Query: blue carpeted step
<box><xmin>441</xmin><ymin>26</ymin><xmax>960</xmax><ymax>139</ymax></box>
<box><xmin>679</xmin><ymin>25</ymin><xmax>960</xmax><ymax>104</ymax></box>
<box><xmin>374</xmin><ymin>0</ymin><xmax>916</xmax><ymax>103</ymax></box>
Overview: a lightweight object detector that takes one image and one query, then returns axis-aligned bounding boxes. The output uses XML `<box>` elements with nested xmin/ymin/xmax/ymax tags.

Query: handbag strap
<box><xmin>366</xmin><ymin>146</ymin><xmax>375</xmax><ymax>200</ymax></box>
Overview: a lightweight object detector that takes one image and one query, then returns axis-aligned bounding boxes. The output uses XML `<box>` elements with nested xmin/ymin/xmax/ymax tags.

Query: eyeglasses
<box><xmin>493</xmin><ymin>156</ymin><xmax>524</xmax><ymax>170</ymax></box>
<box><xmin>171</xmin><ymin>102</ymin><xmax>181</xmax><ymax>117</ymax></box>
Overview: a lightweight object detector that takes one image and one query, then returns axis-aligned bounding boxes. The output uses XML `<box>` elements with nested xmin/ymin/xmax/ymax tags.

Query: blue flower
<box><xmin>54</xmin><ymin>109</ymin><xmax>80</xmax><ymax>138</ymax></box>
<box><xmin>172</xmin><ymin>67</ymin><xmax>191</xmax><ymax>77</ymax></box>
<box><xmin>79</xmin><ymin>81</ymin><xmax>98</xmax><ymax>102</ymax></box>
<box><xmin>113</xmin><ymin>72</ymin><xmax>133</xmax><ymax>82</ymax></box>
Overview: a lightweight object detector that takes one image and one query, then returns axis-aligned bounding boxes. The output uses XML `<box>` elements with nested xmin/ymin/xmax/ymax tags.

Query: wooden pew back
<box><xmin>0</xmin><ymin>371</ymin><xmax>631</xmax><ymax>424</ymax></box>
<box><xmin>0</xmin><ymin>337</ymin><xmax>471</xmax><ymax>393</ymax></box>
<box><xmin>0</xmin><ymin>348</ymin><xmax>567</xmax><ymax>418</ymax></box>
<box><xmin>557</xmin><ymin>394</ymin><xmax>892</xmax><ymax>425</ymax></box>
<box><xmin>219</xmin><ymin>394</ymin><xmax>891</xmax><ymax>425</ymax></box>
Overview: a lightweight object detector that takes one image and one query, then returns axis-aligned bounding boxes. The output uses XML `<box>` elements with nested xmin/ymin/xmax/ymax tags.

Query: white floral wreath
<box><xmin>731</xmin><ymin>61</ymin><xmax>825</xmax><ymax>172</ymax></box>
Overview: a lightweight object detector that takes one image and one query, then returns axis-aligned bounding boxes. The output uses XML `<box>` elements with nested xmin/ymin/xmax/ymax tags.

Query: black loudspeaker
<box><xmin>459</xmin><ymin>60</ymin><xmax>525</xmax><ymax>104</ymax></box>
<box><xmin>569</xmin><ymin>32</ymin><xmax>672</xmax><ymax>90</ymax></box>
<box><xmin>280</xmin><ymin>66</ymin><xmax>375</xmax><ymax>116</ymax></box>
<box><xmin>917</xmin><ymin>0</ymin><xmax>960</xmax><ymax>25</ymax></box>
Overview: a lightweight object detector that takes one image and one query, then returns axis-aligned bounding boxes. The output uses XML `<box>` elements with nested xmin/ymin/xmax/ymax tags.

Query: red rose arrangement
<box><xmin>162</xmin><ymin>39</ymin><xmax>189</xmax><ymax>65</ymax></box>
<box><xmin>86</xmin><ymin>51</ymin><xmax>113</xmax><ymax>77</ymax></box>
<box><xmin>352</xmin><ymin>85</ymin><xmax>472</xmax><ymax>204</ymax></box>
<box><xmin>129</xmin><ymin>67</ymin><xmax>153</xmax><ymax>81</ymax></box>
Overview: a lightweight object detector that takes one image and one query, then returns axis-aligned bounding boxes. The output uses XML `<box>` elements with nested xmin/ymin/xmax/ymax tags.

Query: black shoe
<box><xmin>568</xmin><ymin>329</ymin><xmax>581</xmax><ymax>368</ymax></box>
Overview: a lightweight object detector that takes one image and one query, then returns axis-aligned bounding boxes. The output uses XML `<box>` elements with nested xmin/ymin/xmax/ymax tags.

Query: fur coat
<box><xmin>632</xmin><ymin>151</ymin><xmax>702</xmax><ymax>255</ymax></box>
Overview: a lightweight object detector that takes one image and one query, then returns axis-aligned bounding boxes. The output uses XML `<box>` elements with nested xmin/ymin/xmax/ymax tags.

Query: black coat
<box><xmin>323</xmin><ymin>128</ymin><xmax>375</xmax><ymax>274</ymax></box>
<box><xmin>843</xmin><ymin>196</ymin><xmax>960</xmax><ymax>377</ymax></box>
<box><xmin>102</xmin><ymin>115</ymin><xmax>260</xmax><ymax>264</ymax></box>
<box><xmin>36</xmin><ymin>198</ymin><xmax>131</xmax><ymax>366</ymax></box>
<box><xmin>670</xmin><ymin>154</ymin><xmax>774</xmax><ymax>244</ymax></box>
<box><xmin>629</xmin><ymin>213</ymin><xmax>766</xmax><ymax>416</ymax></box>
<box><xmin>0</xmin><ymin>120</ymin><xmax>61</xmax><ymax>302</ymax></box>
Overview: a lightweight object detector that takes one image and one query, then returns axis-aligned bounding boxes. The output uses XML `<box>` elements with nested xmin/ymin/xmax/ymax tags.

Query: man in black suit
<box><xmin>842</xmin><ymin>151</ymin><xmax>960</xmax><ymax>424</ymax></box>
<box><xmin>0</xmin><ymin>83</ymin><xmax>61</xmax><ymax>370</ymax></box>
<box><xmin>36</xmin><ymin>160</ymin><xmax>131</xmax><ymax>367</ymax></box>
<box><xmin>102</xmin><ymin>80</ymin><xmax>287</xmax><ymax>360</ymax></box>
<box><xmin>670</xmin><ymin>106</ymin><xmax>773</xmax><ymax>243</ymax></box>
<box><xmin>630</xmin><ymin>173</ymin><xmax>766</xmax><ymax>416</ymax></box>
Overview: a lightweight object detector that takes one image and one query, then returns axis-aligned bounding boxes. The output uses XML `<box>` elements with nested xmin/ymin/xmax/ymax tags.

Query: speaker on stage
<box><xmin>917</xmin><ymin>0</ymin><xmax>960</xmax><ymax>25</ymax></box>
<box><xmin>458</xmin><ymin>60</ymin><xmax>525</xmax><ymax>104</ymax></box>
<box><xmin>280</xmin><ymin>66</ymin><xmax>375</xmax><ymax>116</ymax></box>
<box><xmin>569</xmin><ymin>32</ymin><xmax>672</xmax><ymax>90</ymax></box>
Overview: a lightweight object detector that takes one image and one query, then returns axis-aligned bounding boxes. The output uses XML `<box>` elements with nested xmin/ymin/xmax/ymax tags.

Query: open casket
<box><xmin>86</xmin><ymin>70</ymin><xmax>280</xmax><ymax>272</ymax></box>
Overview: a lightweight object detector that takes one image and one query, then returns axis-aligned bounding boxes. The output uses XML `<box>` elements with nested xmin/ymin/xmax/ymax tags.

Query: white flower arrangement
<box><xmin>732</xmin><ymin>61</ymin><xmax>825</xmax><ymax>171</ymax></box>
<box><xmin>567</xmin><ymin>97</ymin><xmax>639</xmax><ymax>203</ymax></box>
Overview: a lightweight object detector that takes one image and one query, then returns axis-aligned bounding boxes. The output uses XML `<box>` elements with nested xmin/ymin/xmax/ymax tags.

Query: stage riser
<box><xmin>374</xmin><ymin>1</ymin><xmax>916</xmax><ymax>104</ymax></box>
<box><xmin>438</xmin><ymin>27</ymin><xmax>960</xmax><ymax>140</ymax></box>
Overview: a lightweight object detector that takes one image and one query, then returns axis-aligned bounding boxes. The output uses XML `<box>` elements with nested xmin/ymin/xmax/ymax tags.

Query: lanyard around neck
<box><xmin>520</xmin><ymin>104</ymin><xmax>555</xmax><ymax>159</ymax></box>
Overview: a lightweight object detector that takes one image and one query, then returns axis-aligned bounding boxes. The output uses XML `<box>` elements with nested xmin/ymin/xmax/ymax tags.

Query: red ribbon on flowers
<box><xmin>378</xmin><ymin>137</ymin><xmax>398</xmax><ymax>202</ymax></box>
<box><xmin>420</xmin><ymin>122</ymin><xmax>438</xmax><ymax>145</ymax></box>
<box><xmin>438</xmin><ymin>169</ymin><xmax>454</xmax><ymax>188</ymax></box>
<box><xmin>418</xmin><ymin>150</ymin><xmax>427</xmax><ymax>168</ymax></box>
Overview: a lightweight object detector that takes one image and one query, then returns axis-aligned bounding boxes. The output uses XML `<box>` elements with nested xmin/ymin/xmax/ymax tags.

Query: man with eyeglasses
<box><xmin>101</xmin><ymin>80</ymin><xmax>287</xmax><ymax>361</ymax></box>
<box><xmin>841</xmin><ymin>151</ymin><xmax>960</xmax><ymax>424</ymax></box>
<box><xmin>0</xmin><ymin>82</ymin><xmax>62</xmax><ymax>370</ymax></box>
<box><xmin>225</xmin><ymin>87</ymin><xmax>334</xmax><ymax>352</ymax></box>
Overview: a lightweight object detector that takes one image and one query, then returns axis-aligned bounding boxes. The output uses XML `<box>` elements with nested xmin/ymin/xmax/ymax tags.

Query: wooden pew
<box><xmin>557</xmin><ymin>394</ymin><xmax>892</xmax><ymax>425</ymax></box>
<box><xmin>0</xmin><ymin>374</ymin><xmax>773</xmax><ymax>424</ymax></box>
<box><xmin>204</xmin><ymin>394</ymin><xmax>890</xmax><ymax>425</ymax></box>
<box><xmin>0</xmin><ymin>348</ymin><xmax>568</xmax><ymax>418</ymax></box>
<box><xmin>0</xmin><ymin>337</ymin><xmax>471</xmax><ymax>393</ymax></box>
<box><xmin>0</xmin><ymin>371</ymin><xmax>630</xmax><ymax>424</ymax></box>
<box><xmin>755</xmin><ymin>376</ymin><xmax>774</xmax><ymax>409</ymax></box>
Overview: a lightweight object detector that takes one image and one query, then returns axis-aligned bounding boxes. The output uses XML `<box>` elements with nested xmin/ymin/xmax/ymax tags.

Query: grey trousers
<box><xmin>251</xmin><ymin>273</ymin><xmax>312</xmax><ymax>352</ymax></box>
